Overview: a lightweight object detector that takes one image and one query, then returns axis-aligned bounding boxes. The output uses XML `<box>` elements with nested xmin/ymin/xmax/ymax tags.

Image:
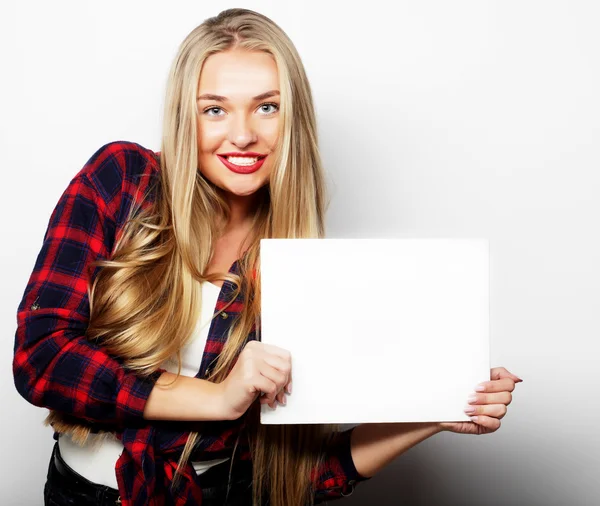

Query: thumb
<box><xmin>491</xmin><ymin>367</ymin><xmax>523</xmax><ymax>383</ymax></box>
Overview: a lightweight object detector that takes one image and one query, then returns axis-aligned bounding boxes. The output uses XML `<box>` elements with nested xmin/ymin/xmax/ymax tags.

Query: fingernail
<box><xmin>287</xmin><ymin>382</ymin><xmax>292</xmax><ymax>394</ymax></box>
<box><xmin>470</xmin><ymin>416</ymin><xmax>478</xmax><ymax>422</ymax></box>
<box><xmin>475</xmin><ymin>385</ymin><xmax>485</xmax><ymax>391</ymax></box>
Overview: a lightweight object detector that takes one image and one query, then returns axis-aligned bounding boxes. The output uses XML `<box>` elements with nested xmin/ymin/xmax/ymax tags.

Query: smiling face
<box><xmin>196</xmin><ymin>48</ymin><xmax>280</xmax><ymax>201</ymax></box>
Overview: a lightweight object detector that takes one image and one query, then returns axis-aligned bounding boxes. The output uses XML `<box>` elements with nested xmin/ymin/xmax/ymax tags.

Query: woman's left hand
<box><xmin>438</xmin><ymin>367</ymin><xmax>522</xmax><ymax>435</ymax></box>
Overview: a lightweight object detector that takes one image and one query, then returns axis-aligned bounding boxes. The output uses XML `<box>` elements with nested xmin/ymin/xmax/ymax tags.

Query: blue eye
<box><xmin>258</xmin><ymin>103</ymin><xmax>279</xmax><ymax>115</ymax></box>
<box><xmin>204</xmin><ymin>106</ymin><xmax>224</xmax><ymax>117</ymax></box>
<box><xmin>201</xmin><ymin>102</ymin><xmax>279</xmax><ymax>117</ymax></box>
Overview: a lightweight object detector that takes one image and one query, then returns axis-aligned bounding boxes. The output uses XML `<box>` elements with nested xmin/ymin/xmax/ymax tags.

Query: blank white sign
<box><xmin>259</xmin><ymin>238</ymin><xmax>490</xmax><ymax>425</ymax></box>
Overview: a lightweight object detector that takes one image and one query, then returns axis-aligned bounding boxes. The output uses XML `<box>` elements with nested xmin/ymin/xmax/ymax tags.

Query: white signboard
<box><xmin>259</xmin><ymin>238</ymin><xmax>490</xmax><ymax>425</ymax></box>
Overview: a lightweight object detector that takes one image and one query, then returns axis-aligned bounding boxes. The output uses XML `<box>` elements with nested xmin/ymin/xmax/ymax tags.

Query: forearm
<box><xmin>350</xmin><ymin>422</ymin><xmax>443</xmax><ymax>478</ymax></box>
<box><xmin>143</xmin><ymin>372</ymin><xmax>227</xmax><ymax>421</ymax></box>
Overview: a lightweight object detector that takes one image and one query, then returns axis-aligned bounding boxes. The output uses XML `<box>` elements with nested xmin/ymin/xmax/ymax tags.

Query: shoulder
<box><xmin>75</xmin><ymin>140</ymin><xmax>161</xmax><ymax>221</ymax></box>
<box><xmin>78</xmin><ymin>140</ymin><xmax>160</xmax><ymax>202</ymax></box>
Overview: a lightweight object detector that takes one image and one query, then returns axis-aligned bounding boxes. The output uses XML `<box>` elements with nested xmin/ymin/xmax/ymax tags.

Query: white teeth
<box><xmin>226</xmin><ymin>156</ymin><xmax>258</xmax><ymax>166</ymax></box>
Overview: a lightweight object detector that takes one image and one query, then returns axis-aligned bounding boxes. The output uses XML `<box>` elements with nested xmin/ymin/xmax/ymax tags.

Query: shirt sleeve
<box><xmin>13</xmin><ymin>149</ymin><xmax>161</xmax><ymax>427</ymax></box>
<box><xmin>311</xmin><ymin>426</ymin><xmax>372</xmax><ymax>502</ymax></box>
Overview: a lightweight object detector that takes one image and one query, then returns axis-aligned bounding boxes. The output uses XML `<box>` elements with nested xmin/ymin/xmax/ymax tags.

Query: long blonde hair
<box><xmin>45</xmin><ymin>8</ymin><xmax>339</xmax><ymax>506</ymax></box>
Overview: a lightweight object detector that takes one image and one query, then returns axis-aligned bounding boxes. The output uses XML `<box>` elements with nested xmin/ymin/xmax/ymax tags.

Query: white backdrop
<box><xmin>1</xmin><ymin>1</ymin><xmax>598</xmax><ymax>504</ymax></box>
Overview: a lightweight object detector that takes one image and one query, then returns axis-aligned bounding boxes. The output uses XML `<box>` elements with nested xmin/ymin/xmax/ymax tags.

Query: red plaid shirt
<box><xmin>13</xmin><ymin>141</ymin><xmax>370</xmax><ymax>505</ymax></box>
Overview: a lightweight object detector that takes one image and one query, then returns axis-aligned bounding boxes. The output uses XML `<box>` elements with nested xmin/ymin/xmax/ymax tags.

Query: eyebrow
<box><xmin>197</xmin><ymin>90</ymin><xmax>280</xmax><ymax>102</ymax></box>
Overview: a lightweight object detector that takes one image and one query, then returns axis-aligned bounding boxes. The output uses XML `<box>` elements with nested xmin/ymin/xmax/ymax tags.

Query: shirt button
<box><xmin>30</xmin><ymin>296</ymin><xmax>40</xmax><ymax>311</ymax></box>
<box><xmin>220</xmin><ymin>312</ymin><xmax>228</xmax><ymax>319</ymax></box>
<box><xmin>341</xmin><ymin>482</ymin><xmax>355</xmax><ymax>497</ymax></box>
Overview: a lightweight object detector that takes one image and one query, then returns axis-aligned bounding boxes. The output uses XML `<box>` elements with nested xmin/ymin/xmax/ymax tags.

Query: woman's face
<box><xmin>196</xmin><ymin>48</ymin><xmax>280</xmax><ymax>198</ymax></box>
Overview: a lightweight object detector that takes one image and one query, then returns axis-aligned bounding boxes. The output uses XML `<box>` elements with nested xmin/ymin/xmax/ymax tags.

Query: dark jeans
<box><xmin>43</xmin><ymin>441</ymin><xmax>258</xmax><ymax>505</ymax></box>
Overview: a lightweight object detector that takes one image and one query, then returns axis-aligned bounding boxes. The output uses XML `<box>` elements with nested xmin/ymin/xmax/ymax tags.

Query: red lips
<box><xmin>218</xmin><ymin>152</ymin><xmax>266</xmax><ymax>157</ymax></box>
<box><xmin>217</xmin><ymin>154</ymin><xmax>267</xmax><ymax>174</ymax></box>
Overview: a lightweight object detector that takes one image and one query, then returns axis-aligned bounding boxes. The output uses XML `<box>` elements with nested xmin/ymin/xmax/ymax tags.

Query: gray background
<box><xmin>1</xmin><ymin>0</ymin><xmax>598</xmax><ymax>504</ymax></box>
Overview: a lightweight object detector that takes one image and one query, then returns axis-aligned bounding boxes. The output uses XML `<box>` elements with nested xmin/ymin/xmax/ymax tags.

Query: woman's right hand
<box><xmin>218</xmin><ymin>340</ymin><xmax>292</xmax><ymax>420</ymax></box>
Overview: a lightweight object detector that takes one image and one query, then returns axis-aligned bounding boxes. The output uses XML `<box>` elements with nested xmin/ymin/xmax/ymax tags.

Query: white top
<box><xmin>57</xmin><ymin>280</ymin><xmax>229</xmax><ymax>488</ymax></box>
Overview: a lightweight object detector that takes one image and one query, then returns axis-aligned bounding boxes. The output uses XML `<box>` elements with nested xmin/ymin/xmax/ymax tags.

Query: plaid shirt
<box><xmin>13</xmin><ymin>141</ymin><xmax>371</xmax><ymax>505</ymax></box>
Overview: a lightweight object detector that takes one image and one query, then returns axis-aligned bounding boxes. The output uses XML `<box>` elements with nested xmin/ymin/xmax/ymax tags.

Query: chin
<box><xmin>222</xmin><ymin>184</ymin><xmax>264</xmax><ymax>197</ymax></box>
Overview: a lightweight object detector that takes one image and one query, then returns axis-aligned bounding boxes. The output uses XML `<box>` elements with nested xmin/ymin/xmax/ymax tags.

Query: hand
<box><xmin>438</xmin><ymin>367</ymin><xmax>522</xmax><ymax>435</ymax></box>
<box><xmin>218</xmin><ymin>340</ymin><xmax>292</xmax><ymax>420</ymax></box>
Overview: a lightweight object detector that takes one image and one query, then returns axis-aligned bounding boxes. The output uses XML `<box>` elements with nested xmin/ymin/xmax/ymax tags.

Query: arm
<box><xmin>143</xmin><ymin>371</ymin><xmax>227</xmax><ymax>421</ymax></box>
<box><xmin>13</xmin><ymin>167</ymin><xmax>151</xmax><ymax>426</ymax></box>
<box><xmin>13</xmin><ymin>143</ymin><xmax>228</xmax><ymax>427</ymax></box>
<box><xmin>312</xmin><ymin>422</ymin><xmax>442</xmax><ymax>501</ymax></box>
<box><xmin>350</xmin><ymin>422</ymin><xmax>443</xmax><ymax>478</ymax></box>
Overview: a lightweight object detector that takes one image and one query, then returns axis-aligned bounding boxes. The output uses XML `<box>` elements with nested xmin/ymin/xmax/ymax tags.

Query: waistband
<box><xmin>49</xmin><ymin>441</ymin><xmax>253</xmax><ymax>502</ymax></box>
<box><xmin>50</xmin><ymin>441</ymin><xmax>121</xmax><ymax>504</ymax></box>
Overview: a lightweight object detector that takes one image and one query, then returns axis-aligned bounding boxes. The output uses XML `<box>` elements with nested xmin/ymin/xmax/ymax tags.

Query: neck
<box><xmin>220</xmin><ymin>189</ymin><xmax>264</xmax><ymax>232</ymax></box>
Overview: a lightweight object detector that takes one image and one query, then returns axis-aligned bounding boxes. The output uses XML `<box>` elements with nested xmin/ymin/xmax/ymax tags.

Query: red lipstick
<box><xmin>219</xmin><ymin>152</ymin><xmax>265</xmax><ymax>157</ymax></box>
<box><xmin>217</xmin><ymin>153</ymin><xmax>267</xmax><ymax>174</ymax></box>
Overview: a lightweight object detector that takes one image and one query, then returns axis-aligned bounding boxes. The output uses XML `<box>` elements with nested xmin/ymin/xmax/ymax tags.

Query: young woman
<box><xmin>13</xmin><ymin>8</ymin><xmax>522</xmax><ymax>506</ymax></box>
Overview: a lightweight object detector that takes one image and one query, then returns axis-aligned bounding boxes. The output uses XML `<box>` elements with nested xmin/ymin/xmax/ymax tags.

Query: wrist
<box><xmin>433</xmin><ymin>422</ymin><xmax>447</xmax><ymax>433</ymax></box>
<box><xmin>209</xmin><ymin>381</ymin><xmax>230</xmax><ymax>420</ymax></box>
<box><xmin>210</xmin><ymin>380</ymin><xmax>240</xmax><ymax>421</ymax></box>
<box><xmin>390</xmin><ymin>422</ymin><xmax>444</xmax><ymax>435</ymax></box>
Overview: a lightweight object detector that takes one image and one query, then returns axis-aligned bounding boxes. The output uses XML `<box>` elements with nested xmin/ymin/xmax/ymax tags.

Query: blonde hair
<box><xmin>45</xmin><ymin>8</ymin><xmax>339</xmax><ymax>506</ymax></box>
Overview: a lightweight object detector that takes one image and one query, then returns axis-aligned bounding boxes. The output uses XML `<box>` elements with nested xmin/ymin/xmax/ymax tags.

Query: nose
<box><xmin>228</xmin><ymin>114</ymin><xmax>257</xmax><ymax>148</ymax></box>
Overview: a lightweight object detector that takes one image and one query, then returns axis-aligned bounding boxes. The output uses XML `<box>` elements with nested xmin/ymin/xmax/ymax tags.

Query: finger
<box><xmin>259</xmin><ymin>397</ymin><xmax>276</xmax><ymax>407</ymax></box>
<box><xmin>276</xmin><ymin>389</ymin><xmax>286</xmax><ymax>406</ymax></box>
<box><xmin>262</xmin><ymin>354</ymin><xmax>292</xmax><ymax>380</ymax></box>
<box><xmin>491</xmin><ymin>367</ymin><xmax>523</xmax><ymax>383</ymax></box>
<box><xmin>267</xmin><ymin>383</ymin><xmax>289</xmax><ymax>408</ymax></box>
<box><xmin>252</xmin><ymin>344</ymin><xmax>293</xmax><ymax>393</ymax></box>
<box><xmin>259</xmin><ymin>393</ymin><xmax>278</xmax><ymax>409</ymax></box>
<box><xmin>260</xmin><ymin>395</ymin><xmax>278</xmax><ymax>408</ymax></box>
<box><xmin>468</xmin><ymin>391</ymin><xmax>512</xmax><ymax>407</ymax></box>
<box><xmin>465</xmin><ymin>403</ymin><xmax>508</xmax><ymax>420</ymax></box>
<box><xmin>258</xmin><ymin>343</ymin><xmax>292</xmax><ymax>362</ymax></box>
<box><xmin>255</xmin><ymin>376</ymin><xmax>278</xmax><ymax>406</ymax></box>
<box><xmin>259</xmin><ymin>364</ymin><xmax>288</xmax><ymax>390</ymax></box>
<box><xmin>259</xmin><ymin>367</ymin><xmax>287</xmax><ymax>404</ymax></box>
<box><xmin>263</xmin><ymin>354</ymin><xmax>292</xmax><ymax>396</ymax></box>
<box><xmin>476</xmin><ymin>378</ymin><xmax>516</xmax><ymax>393</ymax></box>
<box><xmin>469</xmin><ymin>414</ymin><xmax>501</xmax><ymax>431</ymax></box>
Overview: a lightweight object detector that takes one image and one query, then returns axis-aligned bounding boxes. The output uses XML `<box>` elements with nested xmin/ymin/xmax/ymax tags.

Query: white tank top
<box><xmin>57</xmin><ymin>281</ymin><xmax>229</xmax><ymax>488</ymax></box>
